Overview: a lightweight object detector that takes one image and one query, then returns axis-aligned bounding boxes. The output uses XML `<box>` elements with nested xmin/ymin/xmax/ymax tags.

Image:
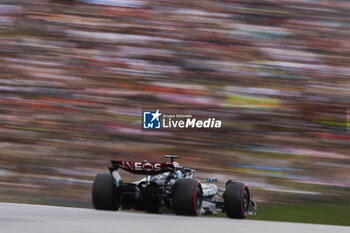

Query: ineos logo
<box><xmin>121</xmin><ymin>161</ymin><xmax>162</xmax><ymax>171</ymax></box>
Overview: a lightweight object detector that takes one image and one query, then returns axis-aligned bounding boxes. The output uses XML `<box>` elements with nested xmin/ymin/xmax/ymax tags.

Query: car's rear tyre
<box><xmin>172</xmin><ymin>179</ymin><xmax>203</xmax><ymax>216</ymax></box>
<box><xmin>224</xmin><ymin>182</ymin><xmax>250</xmax><ymax>219</ymax></box>
<box><xmin>92</xmin><ymin>173</ymin><xmax>119</xmax><ymax>211</ymax></box>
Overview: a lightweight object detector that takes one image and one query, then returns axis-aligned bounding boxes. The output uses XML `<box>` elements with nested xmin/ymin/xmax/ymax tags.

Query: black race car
<box><xmin>92</xmin><ymin>155</ymin><xmax>257</xmax><ymax>218</ymax></box>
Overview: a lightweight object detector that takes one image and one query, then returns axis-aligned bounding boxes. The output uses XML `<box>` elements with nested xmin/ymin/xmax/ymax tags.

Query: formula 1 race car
<box><xmin>92</xmin><ymin>155</ymin><xmax>257</xmax><ymax>218</ymax></box>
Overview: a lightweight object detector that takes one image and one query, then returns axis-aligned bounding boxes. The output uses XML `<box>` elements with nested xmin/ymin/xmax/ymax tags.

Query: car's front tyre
<box><xmin>224</xmin><ymin>181</ymin><xmax>250</xmax><ymax>219</ymax></box>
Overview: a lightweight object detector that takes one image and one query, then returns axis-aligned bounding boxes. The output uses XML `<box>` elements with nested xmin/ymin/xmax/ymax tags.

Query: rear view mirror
<box><xmin>207</xmin><ymin>178</ymin><xmax>217</xmax><ymax>182</ymax></box>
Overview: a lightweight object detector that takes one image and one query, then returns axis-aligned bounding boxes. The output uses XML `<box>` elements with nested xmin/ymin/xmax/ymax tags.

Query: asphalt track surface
<box><xmin>1</xmin><ymin>202</ymin><xmax>350</xmax><ymax>233</ymax></box>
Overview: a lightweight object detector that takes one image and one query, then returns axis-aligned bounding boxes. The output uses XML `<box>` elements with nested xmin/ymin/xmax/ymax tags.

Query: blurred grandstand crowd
<box><xmin>0</xmin><ymin>0</ymin><xmax>349</xmax><ymax>207</ymax></box>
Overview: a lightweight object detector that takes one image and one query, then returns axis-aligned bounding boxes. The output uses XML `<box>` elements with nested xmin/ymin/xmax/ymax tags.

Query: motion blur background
<box><xmin>0</xmin><ymin>0</ymin><xmax>349</xmax><ymax>226</ymax></box>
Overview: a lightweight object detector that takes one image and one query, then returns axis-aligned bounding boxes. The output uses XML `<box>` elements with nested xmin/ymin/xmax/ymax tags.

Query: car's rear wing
<box><xmin>110</xmin><ymin>160</ymin><xmax>176</xmax><ymax>175</ymax></box>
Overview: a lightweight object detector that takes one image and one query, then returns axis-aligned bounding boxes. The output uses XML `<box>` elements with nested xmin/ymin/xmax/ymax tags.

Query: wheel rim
<box><xmin>242</xmin><ymin>189</ymin><xmax>249</xmax><ymax>215</ymax></box>
<box><xmin>196</xmin><ymin>186</ymin><xmax>202</xmax><ymax>210</ymax></box>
